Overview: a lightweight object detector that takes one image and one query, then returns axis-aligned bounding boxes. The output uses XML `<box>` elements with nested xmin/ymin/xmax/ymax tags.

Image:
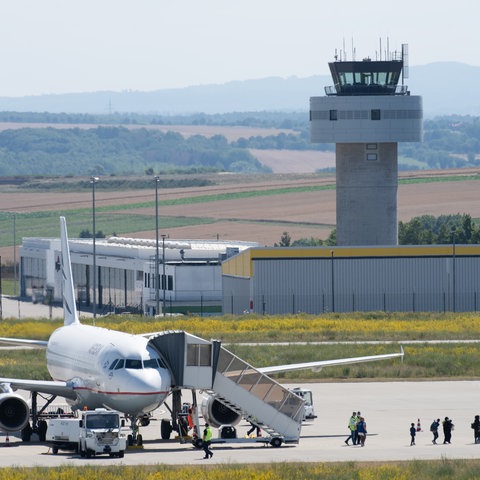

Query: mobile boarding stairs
<box><xmin>148</xmin><ymin>331</ymin><xmax>304</xmax><ymax>446</ymax></box>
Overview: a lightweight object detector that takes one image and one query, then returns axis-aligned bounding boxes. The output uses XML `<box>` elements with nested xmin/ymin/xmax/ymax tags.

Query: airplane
<box><xmin>0</xmin><ymin>216</ymin><xmax>404</xmax><ymax>445</ymax></box>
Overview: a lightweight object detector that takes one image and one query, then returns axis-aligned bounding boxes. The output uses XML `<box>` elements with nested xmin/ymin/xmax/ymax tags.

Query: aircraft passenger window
<box><xmin>114</xmin><ymin>359</ymin><xmax>125</xmax><ymax>370</ymax></box>
<box><xmin>109</xmin><ymin>359</ymin><xmax>118</xmax><ymax>370</ymax></box>
<box><xmin>125</xmin><ymin>359</ymin><xmax>142</xmax><ymax>369</ymax></box>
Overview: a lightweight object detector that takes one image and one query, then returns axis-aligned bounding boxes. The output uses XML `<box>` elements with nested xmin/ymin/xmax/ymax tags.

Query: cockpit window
<box><xmin>114</xmin><ymin>359</ymin><xmax>125</xmax><ymax>370</ymax></box>
<box><xmin>143</xmin><ymin>359</ymin><xmax>159</xmax><ymax>369</ymax></box>
<box><xmin>109</xmin><ymin>358</ymin><xmax>166</xmax><ymax>370</ymax></box>
<box><xmin>125</xmin><ymin>359</ymin><xmax>142</xmax><ymax>369</ymax></box>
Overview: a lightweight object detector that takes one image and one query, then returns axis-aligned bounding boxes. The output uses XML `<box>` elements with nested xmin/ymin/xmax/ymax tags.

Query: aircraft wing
<box><xmin>257</xmin><ymin>348</ymin><xmax>404</xmax><ymax>375</ymax></box>
<box><xmin>0</xmin><ymin>338</ymin><xmax>75</xmax><ymax>399</ymax></box>
<box><xmin>0</xmin><ymin>378</ymin><xmax>77</xmax><ymax>400</ymax></box>
<box><xmin>0</xmin><ymin>337</ymin><xmax>48</xmax><ymax>347</ymax></box>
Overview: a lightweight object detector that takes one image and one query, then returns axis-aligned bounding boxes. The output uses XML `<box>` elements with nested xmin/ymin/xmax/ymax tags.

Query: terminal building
<box><xmin>19</xmin><ymin>235</ymin><xmax>257</xmax><ymax>315</ymax></box>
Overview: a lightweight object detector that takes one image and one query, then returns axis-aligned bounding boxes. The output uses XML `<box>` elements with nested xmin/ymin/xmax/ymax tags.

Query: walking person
<box><xmin>356</xmin><ymin>416</ymin><xmax>367</xmax><ymax>446</ymax></box>
<box><xmin>430</xmin><ymin>418</ymin><xmax>440</xmax><ymax>444</ymax></box>
<box><xmin>202</xmin><ymin>423</ymin><xmax>213</xmax><ymax>459</ymax></box>
<box><xmin>443</xmin><ymin>417</ymin><xmax>454</xmax><ymax>444</ymax></box>
<box><xmin>410</xmin><ymin>422</ymin><xmax>416</xmax><ymax>446</ymax></box>
<box><xmin>354</xmin><ymin>411</ymin><xmax>361</xmax><ymax>445</ymax></box>
<box><xmin>345</xmin><ymin>412</ymin><xmax>357</xmax><ymax>445</ymax></box>
<box><xmin>247</xmin><ymin>419</ymin><xmax>261</xmax><ymax>437</ymax></box>
<box><xmin>471</xmin><ymin>415</ymin><xmax>480</xmax><ymax>444</ymax></box>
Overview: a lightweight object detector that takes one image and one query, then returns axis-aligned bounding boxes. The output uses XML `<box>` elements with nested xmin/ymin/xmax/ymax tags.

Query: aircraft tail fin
<box><xmin>60</xmin><ymin>216</ymin><xmax>80</xmax><ymax>326</ymax></box>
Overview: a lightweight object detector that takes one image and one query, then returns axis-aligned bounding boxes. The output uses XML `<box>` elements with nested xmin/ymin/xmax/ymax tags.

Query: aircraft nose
<box><xmin>114</xmin><ymin>368</ymin><xmax>171</xmax><ymax>414</ymax></box>
<box><xmin>130</xmin><ymin>368</ymin><xmax>171</xmax><ymax>394</ymax></box>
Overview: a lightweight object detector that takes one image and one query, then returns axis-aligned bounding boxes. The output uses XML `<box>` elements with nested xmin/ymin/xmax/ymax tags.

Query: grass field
<box><xmin>1</xmin><ymin>170</ymin><xmax>480</xmax><ymax>263</ymax></box>
<box><xmin>2</xmin><ymin>460</ymin><xmax>480</xmax><ymax>480</ymax></box>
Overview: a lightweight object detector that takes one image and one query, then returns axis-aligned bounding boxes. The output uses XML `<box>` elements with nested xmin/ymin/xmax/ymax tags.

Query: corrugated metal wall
<box><xmin>222</xmin><ymin>254</ymin><xmax>480</xmax><ymax>315</ymax></box>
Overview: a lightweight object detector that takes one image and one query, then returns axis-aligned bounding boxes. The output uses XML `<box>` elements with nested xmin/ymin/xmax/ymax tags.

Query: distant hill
<box><xmin>0</xmin><ymin>62</ymin><xmax>479</xmax><ymax>117</ymax></box>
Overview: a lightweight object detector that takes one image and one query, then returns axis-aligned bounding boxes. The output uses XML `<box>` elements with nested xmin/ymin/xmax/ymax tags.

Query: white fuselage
<box><xmin>46</xmin><ymin>323</ymin><xmax>171</xmax><ymax>416</ymax></box>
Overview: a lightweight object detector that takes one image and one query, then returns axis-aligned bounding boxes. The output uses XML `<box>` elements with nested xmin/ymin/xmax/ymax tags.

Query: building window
<box><xmin>366</xmin><ymin>153</ymin><xmax>378</xmax><ymax>161</ymax></box>
<box><xmin>329</xmin><ymin>109</ymin><xmax>338</xmax><ymax>121</ymax></box>
<box><xmin>366</xmin><ymin>143</ymin><xmax>378</xmax><ymax>150</ymax></box>
<box><xmin>371</xmin><ymin>109</ymin><xmax>381</xmax><ymax>120</ymax></box>
<box><xmin>161</xmin><ymin>274</ymin><xmax>174</xmax><ymax>291</ymax></box>
<box><xmin>187</xmin><ymin>344</ymin><xmax>212</xmax><ymax>366</ymax></box>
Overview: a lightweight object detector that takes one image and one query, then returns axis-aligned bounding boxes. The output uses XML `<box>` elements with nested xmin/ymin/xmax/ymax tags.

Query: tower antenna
<box><xmin>402</xmin><ymin>43</ymin><xmax>409</xmax><ymax>84</ymax></box>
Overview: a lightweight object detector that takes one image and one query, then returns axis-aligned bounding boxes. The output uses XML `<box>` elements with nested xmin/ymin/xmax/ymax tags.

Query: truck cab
<box><xmin>78</xmin><ymin>409</ymin><xmax>127</xmax><ymax>458</ymax></box>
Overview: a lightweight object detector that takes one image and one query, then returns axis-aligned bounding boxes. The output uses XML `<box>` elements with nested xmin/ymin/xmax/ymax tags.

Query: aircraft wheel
<box><xmin>136</xmin><ymin>434</ymin><xmax>143</xmax><ymax>446</ymax></box>
<box><xmin>38</xmin><ymin>420</ymin><xmax>48</xmax><ymax>442</ymax></box>
<box><xmin>192</xmin><ymin>437</ymin><xmax>203</xmax><ymax>449</ymax></box>
<box><xmin>21</xmin><ymin>423</ymin><xmax>32</xmax><ymax>442</ymax></box>
<box><xmin>161</xmin><ymin>419</ymin><xmax>172</xmax><ymax>440</ymax></box>
<box><xmin>52</xmin><ymin>446</ymin><xmax>59</xmax><ymax>455</ymax></box>
<box><xmin>270</xmin><ymin>437</ymin><xmax>282</xmax><ymax>448</ymax></box>
<box><xmin>127</xmin><ymin>434</ymin><xmax>134</xmax><ymax>446</ymax></box>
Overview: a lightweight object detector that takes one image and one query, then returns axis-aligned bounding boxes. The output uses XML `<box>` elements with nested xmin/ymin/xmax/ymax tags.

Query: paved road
<box><xmin>0</xmin><ymin>295</ymin><xmax>92</xmax><ymax>320</ymax></box>
<box><xmin>1</xmin><ymin>381</ymin><xmax>480</xmax><ymax>466</ymax></box>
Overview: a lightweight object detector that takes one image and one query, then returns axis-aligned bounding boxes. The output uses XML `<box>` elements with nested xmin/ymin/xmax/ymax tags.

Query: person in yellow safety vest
<box><xmin>345</xmin><ymin>411</ymin><xmax>358</xmax><ymax>445</ymax></box>
<box><xmin>202</xmin><ymin>423</ymin><xmax>213</xmax><ymax>459</ymax></box>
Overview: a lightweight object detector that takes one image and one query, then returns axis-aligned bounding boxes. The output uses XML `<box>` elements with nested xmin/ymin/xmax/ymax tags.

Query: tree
<box><xmin>399</xmin><ymin>214</ymin><xmax>480</xmax><ymax>245</ymax></box>
<box><xmin>275</xmin><ymin>231</ymin><xmax>291</xmax><ymax>247</ymax></box>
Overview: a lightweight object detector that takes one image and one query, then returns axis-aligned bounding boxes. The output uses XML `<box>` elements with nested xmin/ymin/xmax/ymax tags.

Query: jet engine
<box><xmin>201</xmin><ymin>395</ymin><xmax>241</xmax><ymax>428</ymax></box>
<box><xmin>0</xmin><ymin>393</ymin><xmax>30</xmax><ymax>432</ymax></box>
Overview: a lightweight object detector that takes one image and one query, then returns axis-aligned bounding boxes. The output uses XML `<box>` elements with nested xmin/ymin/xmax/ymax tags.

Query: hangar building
<box><xmin>222</xmin><ymin>245</ymin><xmax>480</xmax><ymax>314</ymax></box>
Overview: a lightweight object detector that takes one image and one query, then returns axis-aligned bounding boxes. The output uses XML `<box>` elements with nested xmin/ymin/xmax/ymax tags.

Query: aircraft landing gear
<box><xmin>161</xmin><ymin>418</ymin><xmax>173</xmax><ymax>439</ymax></box>
<box><xmin>126</xmin><ymin>415</ymin><xmax>143</xmax><ymax>447</ymax></box>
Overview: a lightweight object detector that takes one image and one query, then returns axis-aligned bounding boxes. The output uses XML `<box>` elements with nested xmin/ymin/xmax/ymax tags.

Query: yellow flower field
<box><xmin>0</xmin><ymin>459</ymin><xmax>477</xmax><ymax>480</ymax></box>
<box><xmin>1</xmin><ymin>312</ymin><xmax>480</xmax><ymax>342</ymax></box>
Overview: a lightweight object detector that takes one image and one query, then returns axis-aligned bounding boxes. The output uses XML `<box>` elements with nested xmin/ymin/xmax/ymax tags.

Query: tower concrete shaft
<box><xmin>336</xmin><ymin>142</ymin><xmax>397</xmax><ymax>245</ymax></box>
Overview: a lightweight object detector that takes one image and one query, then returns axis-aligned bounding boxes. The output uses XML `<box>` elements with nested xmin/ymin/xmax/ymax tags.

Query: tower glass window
<box><xmin>328</xmin><ymin>59</ymin><xmax>404</xmax><ymax>96</ymax></box>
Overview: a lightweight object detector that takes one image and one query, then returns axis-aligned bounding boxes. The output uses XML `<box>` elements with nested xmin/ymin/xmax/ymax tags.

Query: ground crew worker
<box><xmin>202</xmin><ymin>423</ymin><xmax>213</xmax><ymax>459</ymax></box>
<box><xmin>345</xmin><ymin>411</ymin><xmax>357</xmax><ymax>445</ymax></box>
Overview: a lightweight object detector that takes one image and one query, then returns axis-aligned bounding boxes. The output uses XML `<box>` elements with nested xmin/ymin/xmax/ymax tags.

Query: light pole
<box><xmin>330</xmin><ymin>250</ymin><xmax>335</xmax><ymax>313</ymax></box>
<box><xmin>91</xmin><ymin>176</ymin><xmax>99</xmax><ymax>319</ymax></box>
<box><xmin>451</xmin><ymin>227</ymin><xmax>456</xmax><ymax>313</ymax></box>
<box><xmin>13</xmin><ymin>214</ymin><xmax>17</xmax><ymax>296</ymax></box>
<box><xmin>162</xmin><ymin>234</ymin><xmax>167</xmax><ymax>316</ymax></box>
<box><xmin>154</xmin><ymin>176</ymin><xmax>160</xmax><ymax>316</ymax></box>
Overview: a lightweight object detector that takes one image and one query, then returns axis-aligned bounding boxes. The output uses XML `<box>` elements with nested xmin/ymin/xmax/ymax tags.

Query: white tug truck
<box><xmin>46</xmin><ymin>408</ymin><xmax>126</xmax><ymax>458</ymax></box>
<box><xmin>288</xmin><ymin>387</ymin><xmax>317</xmax><ymax>420</ymax></box>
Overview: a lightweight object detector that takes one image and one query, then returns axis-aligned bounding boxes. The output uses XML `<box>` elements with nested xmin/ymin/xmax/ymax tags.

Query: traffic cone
<box><xmin>416</xmin><ymin>418</ymin><xmax>422</xmax><ymax>432</ymax></box>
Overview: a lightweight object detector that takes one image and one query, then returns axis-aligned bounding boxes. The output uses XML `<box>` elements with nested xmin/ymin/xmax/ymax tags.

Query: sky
<box><xmin>1</xmin><ymin>0</ymin><xmax>479</xmax><ymax>97</ymax></box>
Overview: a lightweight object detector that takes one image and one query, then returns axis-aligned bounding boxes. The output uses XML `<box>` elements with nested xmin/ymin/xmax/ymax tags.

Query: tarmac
<box><xmin>1</xmin><ymin>381</ymin><xmax>480</xmax><ymax>466</ymax></box>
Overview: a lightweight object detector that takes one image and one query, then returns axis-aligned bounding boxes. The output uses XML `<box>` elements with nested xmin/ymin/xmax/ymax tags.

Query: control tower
<box><xmin>310</xmin><ymin>44</ymin><xmax>422</xmax><ymax>245</ymax></box>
